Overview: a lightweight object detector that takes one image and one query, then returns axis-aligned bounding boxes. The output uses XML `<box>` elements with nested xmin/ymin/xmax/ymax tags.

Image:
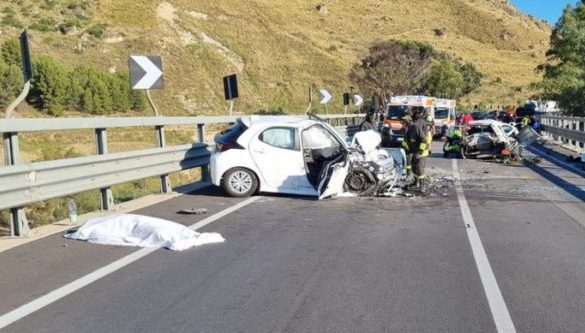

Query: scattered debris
<box><xmin>177</xmin><ymin>208</ymin><xmax>208</xmax><ymax>215</ymax></box>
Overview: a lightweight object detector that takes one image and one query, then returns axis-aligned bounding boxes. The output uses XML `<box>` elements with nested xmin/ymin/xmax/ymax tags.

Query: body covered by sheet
<box><xmin>65</xmin><ymin>214</ymin><xmax>225</xmax><ymax>251</ymax></box>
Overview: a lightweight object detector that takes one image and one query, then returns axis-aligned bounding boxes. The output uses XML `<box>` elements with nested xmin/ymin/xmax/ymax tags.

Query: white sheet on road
<box><xmin>65</xmin><ymin>214</ymin><xmax>225</xmax><ymax>251</ymax></box>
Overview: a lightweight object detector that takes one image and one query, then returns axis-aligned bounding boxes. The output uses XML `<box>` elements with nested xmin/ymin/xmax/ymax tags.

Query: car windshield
<box><xmin>435</xmin><ymin>108</ymin><xmax>449</xmax><ymax>119</ymax></box>
<box><xmin>387</xmin><ymin>105</ymin><xmax>408</xmax><ymax>120</ymax></box>
<box><xmin>214</xmin><ymin>120</ymin><xmax>248</xmax><ymax>145</ymax></box>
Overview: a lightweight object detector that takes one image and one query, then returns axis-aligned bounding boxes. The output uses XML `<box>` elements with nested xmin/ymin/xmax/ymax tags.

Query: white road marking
<box><xmin>452</xmin><ymin>159</ymin><xmax>516</xmax><ymax>333</ymax></box>
<box><xmin>0</xmin><ymin>196</ymin><xmax>261</xmax><ymax>330</ymax></box>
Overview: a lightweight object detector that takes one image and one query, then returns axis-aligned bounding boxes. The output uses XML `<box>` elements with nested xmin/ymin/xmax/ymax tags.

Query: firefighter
<box><xmin>401</xmin><ymin>108</ymin><xmax>414</xmax><ymax>183</ymax></box>
<box><xmin>404</xmin><ymin>106</ymin><xmax>431</xmax><ymax>193</ymax></box>
<box><xmin>443</xmin><ymin>128</ymin><xmax>463</xmax><ymax>158</ymax></box>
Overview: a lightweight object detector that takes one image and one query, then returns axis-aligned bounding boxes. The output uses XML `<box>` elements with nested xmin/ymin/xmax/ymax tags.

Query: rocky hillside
<box><xmin>0</xmin><ymin>0</ymin><xmax>551</xmax><ymax>115</ymax></box>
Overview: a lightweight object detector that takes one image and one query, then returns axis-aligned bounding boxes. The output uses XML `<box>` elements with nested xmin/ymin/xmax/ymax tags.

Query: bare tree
<box><xmin>349</xmin><ymin>40</ymin><xmax>433</xmax><ymax>111</ymax></box>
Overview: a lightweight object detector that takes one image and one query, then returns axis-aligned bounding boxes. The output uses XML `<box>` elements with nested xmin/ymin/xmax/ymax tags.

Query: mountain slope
<box><xmin>0</xmin><ymin>0</ymin><xmax>551</xmax><ymax>115</ymax></box>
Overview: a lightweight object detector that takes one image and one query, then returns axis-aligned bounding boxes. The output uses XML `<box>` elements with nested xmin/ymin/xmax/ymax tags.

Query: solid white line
<box><xmin>452</xmin><ymin>159</ymin><xmax>516</xmax><ymax>333</ymax></box>
<box><xmin>0</xmin><ymin>196</ymin><xmax>261</xmax><ymax>330</ymax></box>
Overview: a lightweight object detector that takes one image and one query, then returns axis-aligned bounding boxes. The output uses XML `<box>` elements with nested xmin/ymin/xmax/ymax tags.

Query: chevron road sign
<box><xmin>319</xmin><ymin>89</ymin><xmax>332</xmax><ymax>104</ymax></box>
<box><xmin>128</xmin><ymin>55</ymin><xmax>164</xmax><ymax>90</ymax></box>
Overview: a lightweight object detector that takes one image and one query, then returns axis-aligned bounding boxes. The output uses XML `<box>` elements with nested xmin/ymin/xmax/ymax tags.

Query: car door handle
<box><xmin>253</xmin><ymin>149</ymin><xmax>266</xmax><ymax>154</ymax></box>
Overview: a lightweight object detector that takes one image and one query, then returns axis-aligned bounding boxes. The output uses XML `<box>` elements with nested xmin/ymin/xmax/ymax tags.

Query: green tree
<box><xmin>1</xmin><ymin>38</ymin><xmax>21</xmax><ymax>67</ymax></box>
<box><xmin>0</xmin><ymin>61</ymin><xmax>24</xmax><ymax>108</ymax></box>
<box><xmin>424</xmin><ymin>59</ymin><xmax>465</xmax><ymax>98</ymax></box>
<box><xmin>108</xmin><ymin>72</ymin><xmax>132</xmax><ymax>111</ymax></box>
<box><xmin>29</xmin><ymin>56</ymin><xmax>69</xmax><ymax>115</ymax></box>
<box><xmin>349</xmin><ymin>40</ymin><xmax>433</xmax><ymax>109</ymax></box>
<box><xmin>536</xmin><ymin>2</ymin><xmax>585</xmax><ymax>116</ymax></box>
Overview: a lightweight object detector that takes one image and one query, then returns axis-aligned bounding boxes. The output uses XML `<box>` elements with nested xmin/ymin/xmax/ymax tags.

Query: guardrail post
<box><xmin>579</xmin><ymin>121</ymin><xmax>585</xmax><ymax>149</ymax></box>
<box><xmin>3</xmin><ymin>132</ymin><xmax>29</xmax><ymax>237</ymax></box>
<box><xmin>559</xmin><ymin>119</ymin><xmax>565</xmax><ymax>144</ymax></box>
<box><xmin>95</xmin><ymin>128</ymin><xmax>114</xmax><ymax>210</ymax></box>
<box><xmin>156</xmin><ymin>125</ymin><xmax>172</xmax><ymax>193</ymax></box>
<box><xmin>197</xmin><ymin>123</ymin><xmax>210</xmax><ymax>182</ymax></box>
<box><xmin>573</xmin><ymin>120</ymin><xmax>578</xmax><ymax>150</ymax></box>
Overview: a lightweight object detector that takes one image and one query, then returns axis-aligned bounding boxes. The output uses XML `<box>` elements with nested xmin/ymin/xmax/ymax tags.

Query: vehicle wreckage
<box><xmin>210</xmin><ymin>116</ymin><xmax>407</xmax><ymax>199</ymax></box>
<box><xmin>318</xmin><ymin>130</ymin><xmax>407</xmax><ymax>198</ymax></box>
<box><xmin>445</xmin><ymin>120</ymin><xmax>542</xmax><ymax>160</ymax></box>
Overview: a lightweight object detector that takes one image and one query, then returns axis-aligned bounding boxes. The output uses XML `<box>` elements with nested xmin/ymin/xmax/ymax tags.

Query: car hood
<box><xmin>352</xmin><ymin>130</ymin><xmax>381</xmax><ymax>154</ymax></box>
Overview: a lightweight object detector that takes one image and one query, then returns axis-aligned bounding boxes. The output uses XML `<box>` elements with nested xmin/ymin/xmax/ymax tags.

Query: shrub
<box><xmin>31</xmin><ymin>17</ymin><xmax>58</xmax><ymax>32</ymax></box>
<box><xmin>2</xmin><ymin>38</ymin><xmax>21</xmax><ymax>67</ymax></box>
<box><xmin>30</xmin><ymin>56</ymin><xmax>71</xmax><ymax>115</ymax></box>
<box><xmin>0</xmin><ymin>61</ymin><xmax>24</xmax><ymax>109</ymax></box>
<box><xmin>86</xmin><ymin>23</ymin><xmax>107</xmax><ymax>38</ymax></box>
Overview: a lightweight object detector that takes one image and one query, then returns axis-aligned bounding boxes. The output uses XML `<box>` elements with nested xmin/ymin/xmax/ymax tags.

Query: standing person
<box><xmin>404</xmin><ymin>106</ymin><xmax>431</xmax><ymax>193</ymax></box>
<box><xmin>460</xmin><ymin>111</ymin><xmax>473</xmax><ymax>126</ymax></box>
<box><xmin>359</xmin><ymin>110</ymin><xmax>376</xmax><ymax>132</ymax></box>
<box><xmin>401</xmin><ymin>107</ymin><xmax>414</xmax><ymax>183</ymax></box>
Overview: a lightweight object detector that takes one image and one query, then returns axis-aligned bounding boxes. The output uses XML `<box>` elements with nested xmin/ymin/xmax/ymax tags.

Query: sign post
<box><xmin>223</xmin><ymin>74</ymin><xmax>239</xmax><ymax>116</ymax></box>
<box><xmin>129</xmin><ymin>55</ymin><xmax>168</xmax><ymax>194</ymax></box>
<box><xmin>305</xmin><ymin>86</ymin><xmax>313</xmax><ymax>114</ymax></box>
<box><xmin>128</xmin><ymin>55</ymin><xmax>164</xmax><ymax>116</ymax></box>
<box><xmin>343</xmin><ymin>92</ymin><xmax>350</xmax><ymax>114</ymax></box>
<box><xmin>319</xmin><ymin>89</ymin><xmax>332</xmax><ymax>114</ymax></box>
<box><xmin>4</xmin><ymin>30</ymin><xmax>34</xmax><ymax>236</ymax></box>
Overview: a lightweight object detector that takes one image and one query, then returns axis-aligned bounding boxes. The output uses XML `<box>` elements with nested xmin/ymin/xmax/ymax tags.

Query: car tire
<box><xmin>221</xmin><ymin>167</ymin><xmax>259</xmax><ymax>197</ymax></box>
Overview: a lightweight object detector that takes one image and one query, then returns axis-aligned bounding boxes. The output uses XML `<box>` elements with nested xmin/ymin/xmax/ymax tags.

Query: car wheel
<box><xmin>221</xmin><ymin>168</ymin><xmax>259</xmax><ymax>197</ymax></box>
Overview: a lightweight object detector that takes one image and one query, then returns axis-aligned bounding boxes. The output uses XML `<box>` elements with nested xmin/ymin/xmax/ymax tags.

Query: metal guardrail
<box><xmin>0</xmin><ymin>144</ymin><xmax>209</xmax><ymax>211</ymax></box>
<box><xmin>540</xmin><ymin>115</ymin><xmax>585</xmax><ymax>151</ymax></box>
<box><xmin>0</xmin><ymin>114</ymin><xmax>364</xmax><ymax>236</ymax></box>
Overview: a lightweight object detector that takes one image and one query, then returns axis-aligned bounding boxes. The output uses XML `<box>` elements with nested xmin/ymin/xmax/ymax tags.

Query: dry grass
<box><xmin>0</xmin><ymin>0</ymin><xmax>551</xmax><ymax>116</ymax></box>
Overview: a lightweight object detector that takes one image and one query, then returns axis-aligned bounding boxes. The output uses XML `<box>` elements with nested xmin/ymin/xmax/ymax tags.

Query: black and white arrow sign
<box><xmin>353</xmin><ymin>95</ymin><xmax>364</xmax><ymax>106</ymax></box>
<box><xmin>319</xmin><ymin>89</ymin><xmax>332</xmax><ymax>104</ymax></box>
<box><xmin>128</xmin><ymin>55</ymin><xmax>164</xmax><ymax>90</ymax></box>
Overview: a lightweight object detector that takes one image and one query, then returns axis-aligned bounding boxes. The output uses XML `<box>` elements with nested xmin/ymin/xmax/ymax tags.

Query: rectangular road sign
<box><xmin>128</xmin><ymin>55</ymin><xmax>164</xmax><ymax>90</ymax></box>
<box><xmin>223</xmin><ymin>74</ymin><xmax>238</xmax><ymax>100</ymax></box>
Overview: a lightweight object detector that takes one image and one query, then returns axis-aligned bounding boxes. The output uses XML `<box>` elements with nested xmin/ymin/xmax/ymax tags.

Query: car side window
<box><xmin>259</xmin><ymin>127</ymin><xmax>297</xmax><ymax>150</ymax></box>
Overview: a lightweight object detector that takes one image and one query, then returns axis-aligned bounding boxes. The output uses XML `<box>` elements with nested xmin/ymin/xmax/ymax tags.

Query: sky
<box><xmin>509</xmin><ymin>0</ymin><xmax>579</xmax><ymax>25</ymax></box>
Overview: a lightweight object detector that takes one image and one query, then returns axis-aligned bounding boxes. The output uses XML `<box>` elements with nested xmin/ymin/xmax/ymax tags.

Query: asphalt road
<box><xmin>0</xmin><ymin>143</ymin><xmax>584</xmax><ymax>333</ymax></box>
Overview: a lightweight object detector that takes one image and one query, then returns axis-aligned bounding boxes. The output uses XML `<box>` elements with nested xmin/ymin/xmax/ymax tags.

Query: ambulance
<box><xmin>432</xmin><ymin>98</ymin><xmax>457</xmax><ymax>138</ymax></box>
<box><xmin>381</xmin><ymin>95</ymin><xmax>434</xmax><ymax>147</ymax></box>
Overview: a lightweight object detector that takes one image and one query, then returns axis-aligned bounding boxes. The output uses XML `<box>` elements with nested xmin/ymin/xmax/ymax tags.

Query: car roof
<box><xmin>469</xmin><ymin>119</ymin><xmax>509</xmax><ymax>126</ymax></box>
<box><xmin>239</xmin><ymin>115</ymin><xmax>321</xmax><ymax>128</ymax></box>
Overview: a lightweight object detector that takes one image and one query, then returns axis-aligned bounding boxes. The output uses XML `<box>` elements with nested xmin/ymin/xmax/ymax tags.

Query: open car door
<box><xmin>317</xmin><ymin>154</ymin><xmax>349</xmax><ymax>199</ymax></box>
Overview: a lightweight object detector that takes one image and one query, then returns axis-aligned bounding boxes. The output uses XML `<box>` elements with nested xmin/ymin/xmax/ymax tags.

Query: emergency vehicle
<box><xmin>432</xmin><ymin>98</ymin><xmax>457</xmax><ymax>137</ymax></box>
<box><xmin>381</xmin><ymin>96</ymin><xmax>434</xmax><ymax>147</ymax></box>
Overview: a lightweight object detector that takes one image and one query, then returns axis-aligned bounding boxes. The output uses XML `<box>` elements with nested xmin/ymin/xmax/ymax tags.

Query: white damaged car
<box><xmin>210</xmin><ymin>116</ymin><xmax>406</xmax><ymax>199</ymax></box>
